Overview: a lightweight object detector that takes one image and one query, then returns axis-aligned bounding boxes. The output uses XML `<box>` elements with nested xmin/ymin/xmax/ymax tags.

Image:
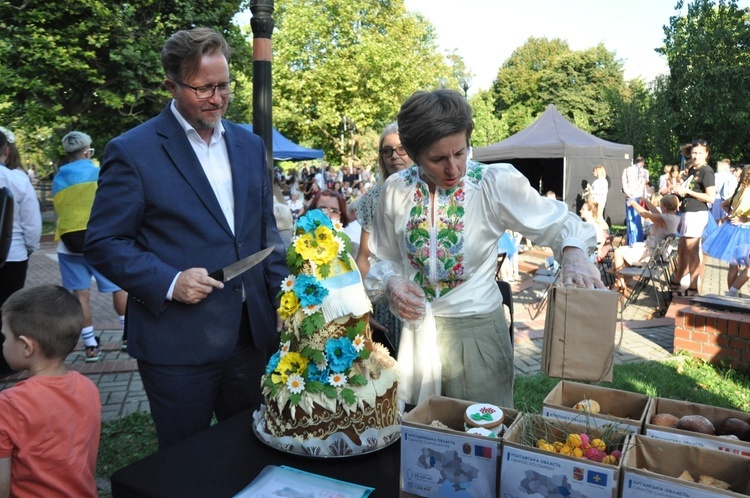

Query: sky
<box><xmin>404</xmin><ymin>0</ymin><xmax>750</xmax><ymax>95</ymax></box>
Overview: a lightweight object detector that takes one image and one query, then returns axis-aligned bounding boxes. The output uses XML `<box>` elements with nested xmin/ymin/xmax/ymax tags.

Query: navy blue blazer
<box><xmin>84</xmin><ymin>104</ymin><xmax>289</xmax><ymax>365</ymax></box>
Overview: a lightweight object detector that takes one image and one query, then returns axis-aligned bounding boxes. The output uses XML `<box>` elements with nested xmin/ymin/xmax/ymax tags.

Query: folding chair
<box><xmin>527</xmin><ymin>259</ymin><xmax>560</xmax><ymax>320</ymax></box>
<box><xmin>618</xmin><ymin>235</ymin><xmax>675</xmax><ymax>316</ymax></box>
<box><xmin>495</xmin><ymin>252</ymin><xmax>507</xmax><ymax>280</ymax></box>
<box><xmin>496</xmin><ymin>279</ymin><xmax>514</xmax><ymax>346</ymax></box>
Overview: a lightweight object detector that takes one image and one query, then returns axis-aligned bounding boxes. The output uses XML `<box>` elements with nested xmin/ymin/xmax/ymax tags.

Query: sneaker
<box><xmin>85</xmin><ymin>337</ymin><xmax>101</xmax><ymax>363</ymax></box>
<box><xmin>120</xmin><ymin>340</ymin><xmax>128</xmax><ymax>352</ymax></box>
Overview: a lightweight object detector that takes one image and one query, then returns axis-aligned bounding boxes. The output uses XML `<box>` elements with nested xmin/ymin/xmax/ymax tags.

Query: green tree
<box><xmin>268</xmin><ymin>0</ymin><xmax>452</xmax><ymax>164</ymax></box>
<box><xmin>469</xmin><ymin>90</ymin><xmax>506</xmax><ymax>148</ymax></box>
<box><xmin>491</xmin><ymin>37</ymin><xmax>626</xmax><ymax>138</ymax></box>
<box><xmin>658</xmin><ymin>0</ymin><xmax>750</xmax><ymax>161</ymax></box>
<box><xmin>0</xmin><ymin>0</ymin><xmax>250</xmax><ymax>175</ymax></box>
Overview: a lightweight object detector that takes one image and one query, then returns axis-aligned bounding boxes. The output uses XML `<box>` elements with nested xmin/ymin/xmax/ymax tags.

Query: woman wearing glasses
<box><xmin>355</xmin><ymin>124</ymin><xmax>414</xmax><ymax>350</ymax></box>
<box><xmin>671</xmin><ymin>139</ymin><xmax>716</xmax><ymax>296</ymax></box>
<box><xmin>366</xmin><ymin>90</ymin><xmax>602</xmax><ymax>408</ymax></box>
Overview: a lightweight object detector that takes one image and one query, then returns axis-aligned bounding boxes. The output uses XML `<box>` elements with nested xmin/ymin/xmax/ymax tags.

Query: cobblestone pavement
<box><xmin>0</xmin><ymin>240</ymin><xmax>735</xmax><ymax>420</ymax></box>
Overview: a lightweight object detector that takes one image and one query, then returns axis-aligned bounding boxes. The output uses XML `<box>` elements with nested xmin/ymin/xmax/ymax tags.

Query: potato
<box><xmin>717</xmin><ymin>417</ymin><xmax>750</xmax><ymax>442</ymax></box>
<box><xmin>651</xmin><ymin>413</ymin><xmax>679</xmax><ymax>428</ymax></box>
<box><xmin>573</xmin><ymin>399</ymin><xmax>600</xmax><ymax>413</ymax></box>
<box><xmin>676</xmin><ymin>414</ymin><xmax>715</xmax><ymax>435</ymax></box>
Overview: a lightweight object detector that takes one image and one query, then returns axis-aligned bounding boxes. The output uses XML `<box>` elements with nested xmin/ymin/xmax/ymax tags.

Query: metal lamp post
<box><xmin>460</xmin><ymin>76</ymin><xmax>472</xmax><ymax>98</ymax></box>
<box><xmin>250</xmin><ymin>0</ymin><xmax>275</xmax><ymax>183</ymax></box>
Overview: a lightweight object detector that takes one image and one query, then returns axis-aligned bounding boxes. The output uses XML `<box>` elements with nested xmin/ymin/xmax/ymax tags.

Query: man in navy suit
<box><xmin>84</xmin><ymin>27</ymin><xmax>288</xmax><ymax>448</ymax></box>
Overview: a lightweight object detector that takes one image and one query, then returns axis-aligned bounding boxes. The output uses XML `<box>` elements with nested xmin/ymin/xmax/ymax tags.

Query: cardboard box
<box><xmin>645</xmin><ymin>397</ymin><xmax>750</xmax><ymax>457</ymax></box>
<box><xmin>621</xmin><ymin>434</ymin><xmax>750</xmax><ymax>497</ymax></box>
<box><xmin>543</xmin><ymin>381</ymin><xmax>650</xmax><ymax>435</ymax></box>
<box><xmin>400</xmin><ymin>395</ymin><xmax>518</xmax><ymax>498</ymax></box>
<box><xmin>501</xmin><ymin>413</ymin><xmax>626</xmax><ymax>498</ymax></box>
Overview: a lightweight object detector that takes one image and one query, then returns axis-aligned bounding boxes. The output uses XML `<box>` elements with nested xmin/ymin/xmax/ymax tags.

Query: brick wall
<box><xmin>674</xmin><ymin>306</ymin><xmax>750</xmax><ymax>369</ymax></box>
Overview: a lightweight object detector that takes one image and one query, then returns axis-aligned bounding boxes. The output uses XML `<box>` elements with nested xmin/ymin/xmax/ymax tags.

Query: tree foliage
<box><xmin>0</xmin><ymin>0</ymin><xmax>250</xmax><ymax>174</ymax></box>
<box><xmin>658</xmin><ymin>0</ymin><xmax>750</xmax><ymax>161</ymax></box>
<box><xmin>269</xmin><ymin>0</ymin><xmax>453</xmax><ymax>164</ymax></box>
<box><xmin>490</xmin><ymin>37</ymin><xmax>626</xmax><ymax>139</ymax></box>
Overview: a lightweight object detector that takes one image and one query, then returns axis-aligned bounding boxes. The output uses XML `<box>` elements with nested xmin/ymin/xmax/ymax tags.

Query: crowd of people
<box><xmin>2</xmin><ymin>24</ymin><xmax>750</xmax><ymax>498</ymax></box>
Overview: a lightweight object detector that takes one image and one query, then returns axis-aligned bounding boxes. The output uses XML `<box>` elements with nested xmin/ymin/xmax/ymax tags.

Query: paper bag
<box><xmin>541</xmin><ymin>287</ymin><xmax>619</xmax><ymax>383</ymax></box>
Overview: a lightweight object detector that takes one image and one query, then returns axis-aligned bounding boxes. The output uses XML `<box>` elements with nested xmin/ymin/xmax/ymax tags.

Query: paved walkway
<box><xmin>0</xmin><ymin>240</ymin><xmax>736</xmax><ymax>421</ymax></box>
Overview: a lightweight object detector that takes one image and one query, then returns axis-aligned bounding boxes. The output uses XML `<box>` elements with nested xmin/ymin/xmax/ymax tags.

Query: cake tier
<box><xmin>264</xmin><ymin>383</ymin><xmax>398</xmax><ymax>446</ymax></box>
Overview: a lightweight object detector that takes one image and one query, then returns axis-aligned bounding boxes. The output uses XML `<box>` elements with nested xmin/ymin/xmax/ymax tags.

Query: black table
<box><xmin>111</xmin><ymin>409</ymin><xmax>401</xmax><ymax>497</ymax></box>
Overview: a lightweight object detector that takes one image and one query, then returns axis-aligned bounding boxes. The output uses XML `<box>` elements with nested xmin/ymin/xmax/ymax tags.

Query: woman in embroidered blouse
<box><xmin>365</xmin><ymin>90</ymin><xmax>602</xmax><ymax>408</ymax></box>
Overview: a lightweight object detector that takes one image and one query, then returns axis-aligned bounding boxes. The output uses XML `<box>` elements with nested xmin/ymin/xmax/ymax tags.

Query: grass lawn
<box><xmin>96</xmin><ymin>356</ymin><xmax>750</xmax><ymax>497</ymax></box>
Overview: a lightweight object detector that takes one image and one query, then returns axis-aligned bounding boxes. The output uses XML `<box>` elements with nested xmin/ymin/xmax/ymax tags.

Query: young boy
<box><xmin>0</xmin><ymin>285</ymin><xmax>101</xmax><ymax>497</ymax></box>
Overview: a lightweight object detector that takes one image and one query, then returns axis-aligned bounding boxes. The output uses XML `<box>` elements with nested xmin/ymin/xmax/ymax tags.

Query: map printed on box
<box><xmin>501</xmin><ymin>445</ymin><xmax>616</xmax><ymax>498</ymax></box>
<box><xmin>401</xmin><ymin>426</ymin><xmax>498</xmax><ymax>497</ymax></box>
<box><xmin>622</xmin><ymin>471</ymin><xmax>727</xmax><ymax>498</ymax></box>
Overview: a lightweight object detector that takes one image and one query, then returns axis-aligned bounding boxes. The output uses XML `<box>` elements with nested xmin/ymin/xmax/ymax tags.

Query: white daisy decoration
<box><xmin>280</xmin><ymin>341</ymin><xmax>291</xmax><ymax>357</ymax></box>
<box><xmin>286</xmin><ymin>374</ymin><xmax>305</xmax><ymax>394</ymax></box>
<box><xmin>331</xmin><ymin>220</ymin><xmax>344</xmax><ymax>232</ymax></box>
<box><xmin>333</xmin><ymin>235</ymin><xmax>346</xmax><ymax>255</ymax></box>
<box><xmin>327</xmin><ymin>372</ymin><xmax>348</xmax><ymax>387</ymax></box>
<box><xmin>280</xmin><ymin>275</ymin><xmax>296</xmax><ymax>292</ymax></box>
<box><xmin>316</xmin><ymin>358</ymin><xmax>328</xmax><ymax>372</ymax></box>
<box><xmin>352</xmin><ymin>333</ymin><xmax>366</xmax><ymax>352</ymax></box>
<box><xmin>301</xmin><ymin>303</ymin><xmax>321</xmax><ymax>316</ymax></box>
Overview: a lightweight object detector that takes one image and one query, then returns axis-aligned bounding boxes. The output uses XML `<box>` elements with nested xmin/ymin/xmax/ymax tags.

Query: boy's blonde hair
<box><xmin>660</xmin><ymin>194</ymin><xmax>679</xmax><ymax>213</ymax></box>
<box><xmin>1</xmin><ymin>285</ymin><xmax>83</xmax><ymax>360</ymax></box>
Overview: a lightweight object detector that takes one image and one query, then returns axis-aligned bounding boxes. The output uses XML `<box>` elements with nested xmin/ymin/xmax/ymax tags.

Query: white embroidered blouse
<box><xmin>366</xmin><ymin>161</ymin><xmax>598</xmax><ymax>316</ymax></box>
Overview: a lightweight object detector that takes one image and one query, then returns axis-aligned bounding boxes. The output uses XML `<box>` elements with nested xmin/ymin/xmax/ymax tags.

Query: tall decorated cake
<box><xmin>254</xmin><ymin>210</ymin><xmax>399</xmax><ymax>456</ymax></box>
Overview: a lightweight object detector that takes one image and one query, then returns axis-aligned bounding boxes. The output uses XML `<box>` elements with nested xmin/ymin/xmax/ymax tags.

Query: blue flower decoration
<box><xmin>266</xmin><ymin>351</ymin><xmax>281</xmax><ymax>375</ymax></box>
<box><xmin>325</xmin><ymin>337</ymin><xmax>358</xmax><ymax>373</ymax></box>
<box><xmin>293</xmin><ymin>274</ymin><xmax>329</xmax><ymax>307</ymax></box>
<box><xmin>306</xmin><ymin>362</ymin><xmax>329</xmax><ymax>383</ymax></box>
<box><xmin>297</xmin><ymin>209</ymin><xmax>332</xmax><ymax>233</ymax></box>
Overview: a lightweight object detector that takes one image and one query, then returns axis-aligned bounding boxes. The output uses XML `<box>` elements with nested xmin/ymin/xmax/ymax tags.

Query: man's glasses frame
<box><xmin>173</xmin><ymin>78</ymin><xmax>236</xmax><ymax>100</ymax></box>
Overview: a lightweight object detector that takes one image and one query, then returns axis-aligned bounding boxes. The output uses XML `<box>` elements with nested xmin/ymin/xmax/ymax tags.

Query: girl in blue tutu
<box><xmin>702</xmin><ymin>164</ymin><xmax>750</xmax><ymax>296</ymax></box>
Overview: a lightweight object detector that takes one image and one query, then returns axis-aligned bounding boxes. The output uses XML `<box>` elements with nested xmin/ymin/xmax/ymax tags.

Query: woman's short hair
<box><xmin>310</xmin><ymin>189</ymin><xmax>350</xmax><ymax>227</ymax></box>
<box><xmin>397</xmin><ymin>89</ymin><xmax>474</xmax><ymax>162</ymax></box>
<box><xmin>593</xmin><ymin>165</ymin><xmax>605</xmax><ymax>178</ymax></box>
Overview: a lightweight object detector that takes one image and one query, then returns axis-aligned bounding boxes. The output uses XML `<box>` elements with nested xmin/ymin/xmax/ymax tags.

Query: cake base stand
<box><xmin>252</xmin><ymin>405</ymin><xmax>400</xmax><ymax>458</ymax></box>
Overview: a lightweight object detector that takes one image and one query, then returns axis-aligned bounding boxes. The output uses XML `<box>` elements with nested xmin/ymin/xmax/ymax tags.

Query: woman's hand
<box><xmin>385</xmin><ymin>275</ymin><xmax>426</xmax><ymax>322</ymax></box>
<box><xmin>561</xmin><ymin>247</ymin><xmax>606</xmax><ymax>289</ymax></box>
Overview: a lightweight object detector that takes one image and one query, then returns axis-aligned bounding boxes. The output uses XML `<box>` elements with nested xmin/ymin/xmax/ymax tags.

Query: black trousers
<box><xmin>0</xmin><ymin>260</ymin><xmax>29</xmax><ymax>377</ymax></box>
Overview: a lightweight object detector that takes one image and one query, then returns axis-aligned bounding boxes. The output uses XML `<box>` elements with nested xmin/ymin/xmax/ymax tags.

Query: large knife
<box><xmin>207</xmin><ymin>246</ymin><xmax>274</xmax><ymax>282</ymax></box>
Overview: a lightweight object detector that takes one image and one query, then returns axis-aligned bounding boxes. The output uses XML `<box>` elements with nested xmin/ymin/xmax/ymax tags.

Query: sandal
<box><xmin>85</xmin><ymin>337</ymin><xmax>101</xmax><ymax>363</ymax></box>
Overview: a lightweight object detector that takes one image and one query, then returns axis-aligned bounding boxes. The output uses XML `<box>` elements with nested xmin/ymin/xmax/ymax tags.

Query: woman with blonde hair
<box><xmin>591</xmin><ymin>165</ymin><xmax>608</xmax><ymax>219</ymax></box>
<box><xmin>611</xmin><ymin>194</ymin><xmax>681</xmax><ymax>295</ymax></box>
<box><xmin>355</xmin><ymin>123</ymin><xmax>414</xmax><ymax>349</ymax></box>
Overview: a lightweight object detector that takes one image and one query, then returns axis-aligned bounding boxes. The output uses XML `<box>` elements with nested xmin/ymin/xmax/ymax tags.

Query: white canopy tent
<box><xmin>473</xmin><ymin>104</ymin><xmax>634</xmax><ymax>224</ymax></box>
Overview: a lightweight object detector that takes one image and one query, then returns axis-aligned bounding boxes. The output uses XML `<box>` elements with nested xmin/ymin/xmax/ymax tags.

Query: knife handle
<box><xmin>207</xmin><ymin>269</ymin><xmax>224</xmax><ymax>281</ymax></box>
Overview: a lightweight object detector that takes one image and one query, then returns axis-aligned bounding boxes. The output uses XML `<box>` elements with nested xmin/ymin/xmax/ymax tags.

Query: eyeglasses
<box><xmin>380</xmin><ymin>145</ymin><xmax>407</xmax><ymax>158</ymax></box>
<box><xmin>318</xmin><ymin>207</ymin><xmax>341</xmax><ymax>217</ymax></box>
<box><xmin>86</xmin><ymin>148</ymin><xmax>95</xmax><ymax>157</ymax></box>
<box><xmin>173</xmin><ymin>78</ymin><xmax>235</xmax><ymax>99</ymax></box>
<box><xmin>691</xmin><ymin>139</ymin><xmax>708</xmax><ymax>147</ymax></box>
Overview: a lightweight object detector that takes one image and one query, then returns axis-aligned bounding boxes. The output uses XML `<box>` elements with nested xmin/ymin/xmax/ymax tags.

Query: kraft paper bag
<box><xmin>541</xmin><ymin>287</ymin><xmax>619</xmax><ymax>383</ymax></box>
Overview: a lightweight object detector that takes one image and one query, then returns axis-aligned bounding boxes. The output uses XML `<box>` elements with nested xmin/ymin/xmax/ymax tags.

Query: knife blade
<box><xmin>207</xmin><ymin>246</ymin><xmax>274</xmax><ymax>282</ymax></box>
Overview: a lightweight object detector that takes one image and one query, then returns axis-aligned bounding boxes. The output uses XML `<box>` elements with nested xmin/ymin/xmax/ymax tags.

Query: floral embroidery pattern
<box><xmin>403</xmin><ymin>162</ymin><xmax>486</xmax><ymax>301</ymax></box>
